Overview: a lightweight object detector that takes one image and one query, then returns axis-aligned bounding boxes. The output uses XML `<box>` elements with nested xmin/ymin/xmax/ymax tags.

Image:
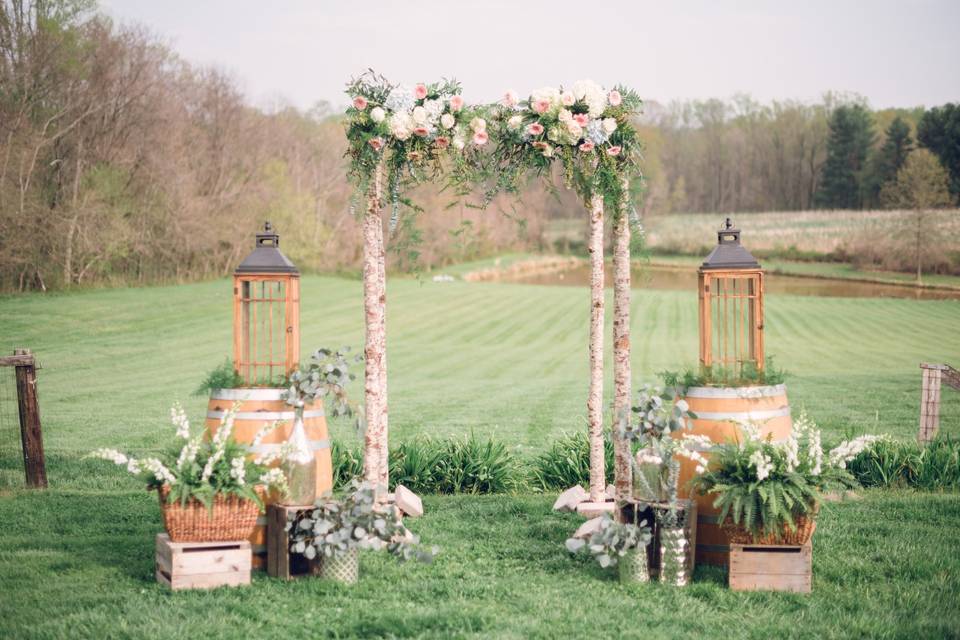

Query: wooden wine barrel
<box><xmin>675</xmin><ymin>384</ymin><xmax>792</xmax><ymax>567</ymax></box>
<box><xmin>206</xmin><ymin>388</ymin><xmax>333</xmax><ymax>568</ymax></box>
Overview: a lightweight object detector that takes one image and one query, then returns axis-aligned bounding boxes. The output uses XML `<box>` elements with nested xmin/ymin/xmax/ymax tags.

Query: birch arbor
<box><xmin>344</xmin><ymin>75</ymin><xmax>644</xmax><ymax>498</ymax></box>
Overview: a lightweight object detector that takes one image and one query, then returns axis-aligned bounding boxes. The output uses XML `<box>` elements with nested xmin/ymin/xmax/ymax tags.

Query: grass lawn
<box><xmin>1</xmin><ymin>275</ymin><xmax>959</xmax><ymax>638</ymax></box>
<box><xmin>1</xmin><ymin>488</ymin><xmax>958</xmax><ymax>639</ymax></box>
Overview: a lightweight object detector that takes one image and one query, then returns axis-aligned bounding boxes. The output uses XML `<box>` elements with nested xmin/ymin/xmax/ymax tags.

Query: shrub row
<box><xmin>333</xmin><ymin>433</ymin><xmax>960</xmax><ymax>495</ymax></box>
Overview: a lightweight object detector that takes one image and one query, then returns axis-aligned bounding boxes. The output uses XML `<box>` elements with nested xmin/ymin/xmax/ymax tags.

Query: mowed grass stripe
<box><xmin>1</xmin><ymin>275</ymin><xmax>959</xmax><ymax>454</ymax></box>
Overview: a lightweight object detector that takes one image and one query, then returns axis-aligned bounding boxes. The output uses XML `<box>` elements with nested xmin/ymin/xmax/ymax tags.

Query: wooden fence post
<box><xmin>919</xmin><ymin>363</ymin><xmax>960</xmax><ymax>443</ymax></box>
<box><xmin>13</xmin><ymin>349</ymin><xmax>47</xmax><ymax>488</ymax></box>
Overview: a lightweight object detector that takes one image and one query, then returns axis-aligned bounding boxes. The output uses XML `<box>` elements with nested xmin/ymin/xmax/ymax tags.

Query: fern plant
<box><xmin>690</xmin><ymin>412</ymin><xmax>877</xmax><ymax>536</ymax></box>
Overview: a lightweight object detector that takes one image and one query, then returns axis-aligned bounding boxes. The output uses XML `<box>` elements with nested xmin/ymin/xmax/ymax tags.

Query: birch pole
<box><xmin>362</xmin><ymin>161</ymin><xmax>389</xmax><ymax>495</ymax></box>
<box><xmin>612</xmin><ymin>193</ymin><xmax>633</xmax><ymax>501</ymax></box>
<box><xmin>587</xmin><ymin>193</ymin><xmax>606</xmax><ymax>502</ymax></box>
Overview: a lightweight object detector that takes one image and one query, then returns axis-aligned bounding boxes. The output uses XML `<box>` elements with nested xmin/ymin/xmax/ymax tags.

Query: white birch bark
<box><xmin>612</xmin><ymin>204</ymin><xmax>633</xmax><ymax>500</ymax></box>
<box><xmin>362</xmin><ymin>161</ymin><xmax>388</xmax><ymax>496</ymax></box>
<box><xmin>587</xmin><ymin>193</ymin><xmax>606</xmax><ymax>502</ymax></box>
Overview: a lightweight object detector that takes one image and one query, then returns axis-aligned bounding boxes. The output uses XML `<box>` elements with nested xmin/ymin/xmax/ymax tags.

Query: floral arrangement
<box><xmin>345</xmin><ymin>71</ymin><xmax>488</xmax><ymax>229</ymax></box>
<box><xmin>89</xmin><ymin>402</ymin><xmax>290</xmax><ymax>509</ymax></box>
<box><xmin>690</xmin><ymin>411</ymin><xmax>886</xmax><ymax>537</ymax></box>
<box><xmin>565</xmin><ymin>513</ymin><xmax>651</xmax><ymax>568</ymax></box>
<box><xmin>618</xmin><ymin>384</ymin><xmax>703</xmax><ymax>514</ymax></box>
<box><xmin>490</xmin><ymin>80</ymin><xmax>644</xmax><ymax>209</ymax></box>
<box><xmin>288</xmin><ymin>480</ymin><xmax>436</xmax><ymax>563</ymax></box>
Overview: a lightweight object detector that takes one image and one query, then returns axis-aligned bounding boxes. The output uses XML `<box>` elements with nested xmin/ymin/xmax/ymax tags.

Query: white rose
<box><xmin>507</xmin><ymin>115</ymin><xmax>523</xmax><ymax>130</ymax></box>
<box><xmin>452</xmin><ymin>136</ymin><xmax>465</xmax><ymax>150</ymax></box>
<box><xmin>388</xmin><ymin>111</ymin><xmax>413</xmax><ymax>140</ymax></box>
<box><xmin>470</xmin><ymin>117</ymin><xmax>486</xmax><ymax>133</ymax></box>
<box><xmin>440</xmin><ymin>113</ymin><xmax>455</xmax><ymax>129</ymax></box>
<box><xmin>561</xmin><ymin>91</ymin><xmax>575</xmax><ymax>106</ymax></box>
<box><xmin>602</xmin><ymin>117</ymin><xmax>617</xmax><ymax>134</ymax></box>
<box><xmin>424</xmin><ymin>99</ymin><xmax>443</xmax><ymax>116</ymax></box>
<box><xmin>412</xmin><ymin>106</ymin><xmax>428</xmax><ymax>125</ymax></box>
<box><xmin>565</xmin><ymin>121</ymin><xmax>583</xmax><ymax>139</ymax></box>
<box><xmin>370</xmin><ymin>107</ymin><xmax>385</xmax><ymax>123</ymax></box>
<box><xmin>547</xmin><ymin>127</ymin><xmax>560</xmax><ymax>142</ymax></box>
<box><xmin>558</xmin><ymin>109</ymin><xmax>573</xmax><ymax>123</ymax></box>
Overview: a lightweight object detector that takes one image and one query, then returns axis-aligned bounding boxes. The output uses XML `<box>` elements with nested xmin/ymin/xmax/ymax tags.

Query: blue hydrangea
<box><xmin>587</xmin><ymin>120</ymin><xmax>608</xmax><ymax>145</ymax></box>
<box><xmin>384</xmin><ymin>86</ymin><xmax>415</xmax><ymax>113</ymax></box>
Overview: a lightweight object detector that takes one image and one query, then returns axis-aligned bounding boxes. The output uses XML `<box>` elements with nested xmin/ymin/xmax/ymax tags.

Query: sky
<box><xmin>100</xmin><ymin>0</ymin><xmax>960</xmax><ymax>112</ymax></box>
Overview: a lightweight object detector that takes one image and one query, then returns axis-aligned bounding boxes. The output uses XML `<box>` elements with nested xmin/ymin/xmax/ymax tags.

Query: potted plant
<box><xmin>617</xmin><ymin>384</ymin><xmax>702</xmax><ymax>585</ymax></box>
<box><xmin>89</xmin><ymin>403</ymin><xmax>289</xmax><ymax>541</ymax></box>
<box><xmin>565</xmin><ymin>514</ymin><xmax>653</xmax><ymax>584</ymax></box>
<box><xmin>691</xmin><ymin>412</ymin><xmax>883</xmax><ymax>545</ymax></box>
<box><xmin>287</xmin><ymin>480</ymin><xmax>434</xmax><ymax>585</ymax></box>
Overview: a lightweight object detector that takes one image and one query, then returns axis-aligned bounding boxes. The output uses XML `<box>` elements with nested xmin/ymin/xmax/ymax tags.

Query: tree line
<box><xmin>2</xmin><ymin>1</ymin><xmax>957</xmax><ymax>292</ymax></box>
<box><xmin>638</xmin><ymin>97</ymin><xmax>958</xmax><ymax>215</ymax></box>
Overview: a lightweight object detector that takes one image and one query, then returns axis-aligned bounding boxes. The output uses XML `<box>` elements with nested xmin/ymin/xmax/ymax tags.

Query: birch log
<box><xmin>362</xmin><ymin>162</ymin><xmax>389</xmax><ymax>495</ymax></box>
<box><xmin>587</xmin><ymin>193</ymin><xmax>606</xmax><ymax>502</ymax></box>
<box><xmin>612</xmin><ymin>206</ymin><xmax>632</xmax><ymax>500</ymax></box>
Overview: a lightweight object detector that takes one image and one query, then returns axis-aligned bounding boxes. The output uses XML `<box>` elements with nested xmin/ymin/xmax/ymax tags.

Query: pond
<box><xmin>501</xmin><ymin>264</ymin><xmax>960</xmax><ymax>300</ymax></box>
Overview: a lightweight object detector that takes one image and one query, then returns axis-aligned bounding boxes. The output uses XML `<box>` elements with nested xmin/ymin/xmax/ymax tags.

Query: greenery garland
<box><xmin>344</xmin><ymin>71</ymin><xmax>489</xmax><ymax>230</ymax></box>
<box><xmin>487</xmin><ymin>82</ymin><xmax>645</xmax><ymax>214</ymax></box>
<box><xmin>344</xmin><ymin>72</ymin><xmax>646</xmax><ymax>237</ymax></box>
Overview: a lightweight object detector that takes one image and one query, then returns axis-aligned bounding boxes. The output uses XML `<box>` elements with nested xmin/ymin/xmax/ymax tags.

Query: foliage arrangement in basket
<box><xmin>89</xmin><ymin>402</ymin><xmax>290</xmax><ymax>541</ymax></box>
<box><xmin>690</xmin><ymin>412</ymin><xmax>885</xmax><ymax>544</ymax></box>
<box><xmin>287</xmin><ymin>480</ymin><xmax>436</xmax><ymax>584</ymax></box>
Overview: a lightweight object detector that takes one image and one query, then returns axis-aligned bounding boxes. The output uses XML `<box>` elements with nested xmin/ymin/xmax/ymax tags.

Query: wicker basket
<box><xmin>721</xmin><ymin>511</ymin><xmax>817</xmax><ymax>546</ymax></box>
<box><xmin>158</xmin><ymin>485</ymin><xmax>261</xmax><ymax>542</ymax></box>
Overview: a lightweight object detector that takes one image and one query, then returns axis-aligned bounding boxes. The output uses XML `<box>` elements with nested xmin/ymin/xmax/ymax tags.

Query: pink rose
<box><xmin>414</xmin><ymin>84</ymin><xmax>428</xmax><ymax>100</ymax></box>
<box><xmin>533</xmin><ymin>99</ymin><xmax>551</xmax><ymax>114</ymax></box>
<box><xmin>473</xmin><ymin>130</ymin><xmax>489</xmax><ymax>146</ymax></box>
<box><xmin>561</xmin><ymin>92</ymin><xmax>575</xmax><ymax>107</ymax></box>
<box><xmin>606</xmin><ymin>145</ymin><xmax>622</xmax><ymax>156</ymax></box>
<box><xmin>573</xmin><ymin>113</ymin><xmax>589</xmax><ymax>127</ymax></box>
<box><xmin>413</xmin><ymin>126</ymin><xmax>429</xmax><ymax>137</ymax></box>
<box><xmin>435</xmin><ymin>136</ymin><xmax>450</xmax><ymax>149</ymax></box>
<box><xmin>527</xmin><ymin>122</ymin><xmax>545</xmax><ymax>136</ymax></box>
<box><xmin>449</xmin><ymin>95</ymin><xmax>464</xmax><ymax>112</ymax></box>
<box><xmin>353</xmin><ymin>95</ymin><xmax>368</xmax><ymax>110</ymax></box>
<box><xmin>608</xmin><ymin>90</ymin><xmax>622</xmax><ymax>107</ymax></box>
<box><xmin>368</xmin><ymin>137</ymin><xmax>384</xmax><ymax>151</ymax></box>
<box><xmin>502</xmin><ymin>90</ymin><xmax>518</xmax><ymax>107</ymax></box>
<box><xmin>579</xmin><ymin>141</ymin><xmax>595</xmax><ymax>153</ymax></box>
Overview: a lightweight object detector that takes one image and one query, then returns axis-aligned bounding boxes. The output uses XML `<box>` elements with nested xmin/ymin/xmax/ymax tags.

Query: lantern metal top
<box><xmin>700</xmin><ymin>218</ymin><xmax>761</xmax><ymax>271</ymax></box>
<box><xmin>235</xmin><ymin>222</ymin><xmax>298</xmax><ymax>275</ymax></box>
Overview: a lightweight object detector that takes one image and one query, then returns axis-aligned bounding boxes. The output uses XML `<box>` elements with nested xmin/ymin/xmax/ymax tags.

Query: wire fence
<box><xmin>0</xmin><ymin>365</ymin><xmax>24</xmax><ymax>489</ymax></box>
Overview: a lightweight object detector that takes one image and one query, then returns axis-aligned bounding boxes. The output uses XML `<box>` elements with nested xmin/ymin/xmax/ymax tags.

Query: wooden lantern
<box><xmin>233</xmin><ymin>222</ymin><xmax>299</xmax><ymax>386</ymax></box>
<box><xmin>698</xmin><ymin>218</ymin><xmax>764</xmax><ymax>375</ymax></box>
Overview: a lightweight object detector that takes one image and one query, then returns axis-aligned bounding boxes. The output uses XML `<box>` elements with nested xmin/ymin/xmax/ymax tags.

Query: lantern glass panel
<box><xmin>705</xmin><ymin>273</ymin><xmax>760</xmax><ymax>376</ymax></box>
<box><xmin>238</xmin><ymin>278</ymin><xmax>288</xmax><ymax>386</ymax></box>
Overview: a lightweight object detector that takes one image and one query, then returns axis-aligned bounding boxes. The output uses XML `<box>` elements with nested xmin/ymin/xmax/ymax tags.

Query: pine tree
<box><xmin>815</xmin><ymin>105</ymin><xmax>875</xmax><ymax>209</ymax></box>
<box><xmin>917</xmin><ymin>103</ymin><xmax>960</xmax><ymax>198</ymax></box>
<box><xmin>865</xmin><ymin>116</ymin><xmax>913</xmax><ymax>207</ymax></box>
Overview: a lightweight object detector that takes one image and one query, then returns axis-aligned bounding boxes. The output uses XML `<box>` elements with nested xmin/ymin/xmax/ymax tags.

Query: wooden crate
<box><xmin>155</xmin><ymin>534</ymin><xmax>251</xmax><ymax>591</ymax></box>
<box><xmin>729</xmin><ymin>543</ymin><xmax>812</xmax><ymax>593</ymax></box>
<box><xmin>267</xmin><ymin>504</ymin><xmax>315</xmax><ymax>580</ymax></box>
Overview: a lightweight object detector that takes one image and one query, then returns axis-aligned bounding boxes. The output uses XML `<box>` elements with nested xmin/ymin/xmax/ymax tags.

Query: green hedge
<box><xmin>332</xmin><ymin>433</ymin><xmax>960</xmax><ymax>495</ymax></box>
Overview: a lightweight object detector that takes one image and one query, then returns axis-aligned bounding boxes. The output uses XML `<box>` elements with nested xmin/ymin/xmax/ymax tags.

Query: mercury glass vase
<box><xmin>659</xmin><ymin>527</ymin><xmax>689</xmax><ymax>587</ymax></box>
<box><xmin>618</xmin><ymin>548</ymin><xmax>650</xmax><ymax>585</ymax></box>
<box><xmin>280</xmin><ymin>406</ymin><xmax>316</xmax><ymax>506</ymax></box>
